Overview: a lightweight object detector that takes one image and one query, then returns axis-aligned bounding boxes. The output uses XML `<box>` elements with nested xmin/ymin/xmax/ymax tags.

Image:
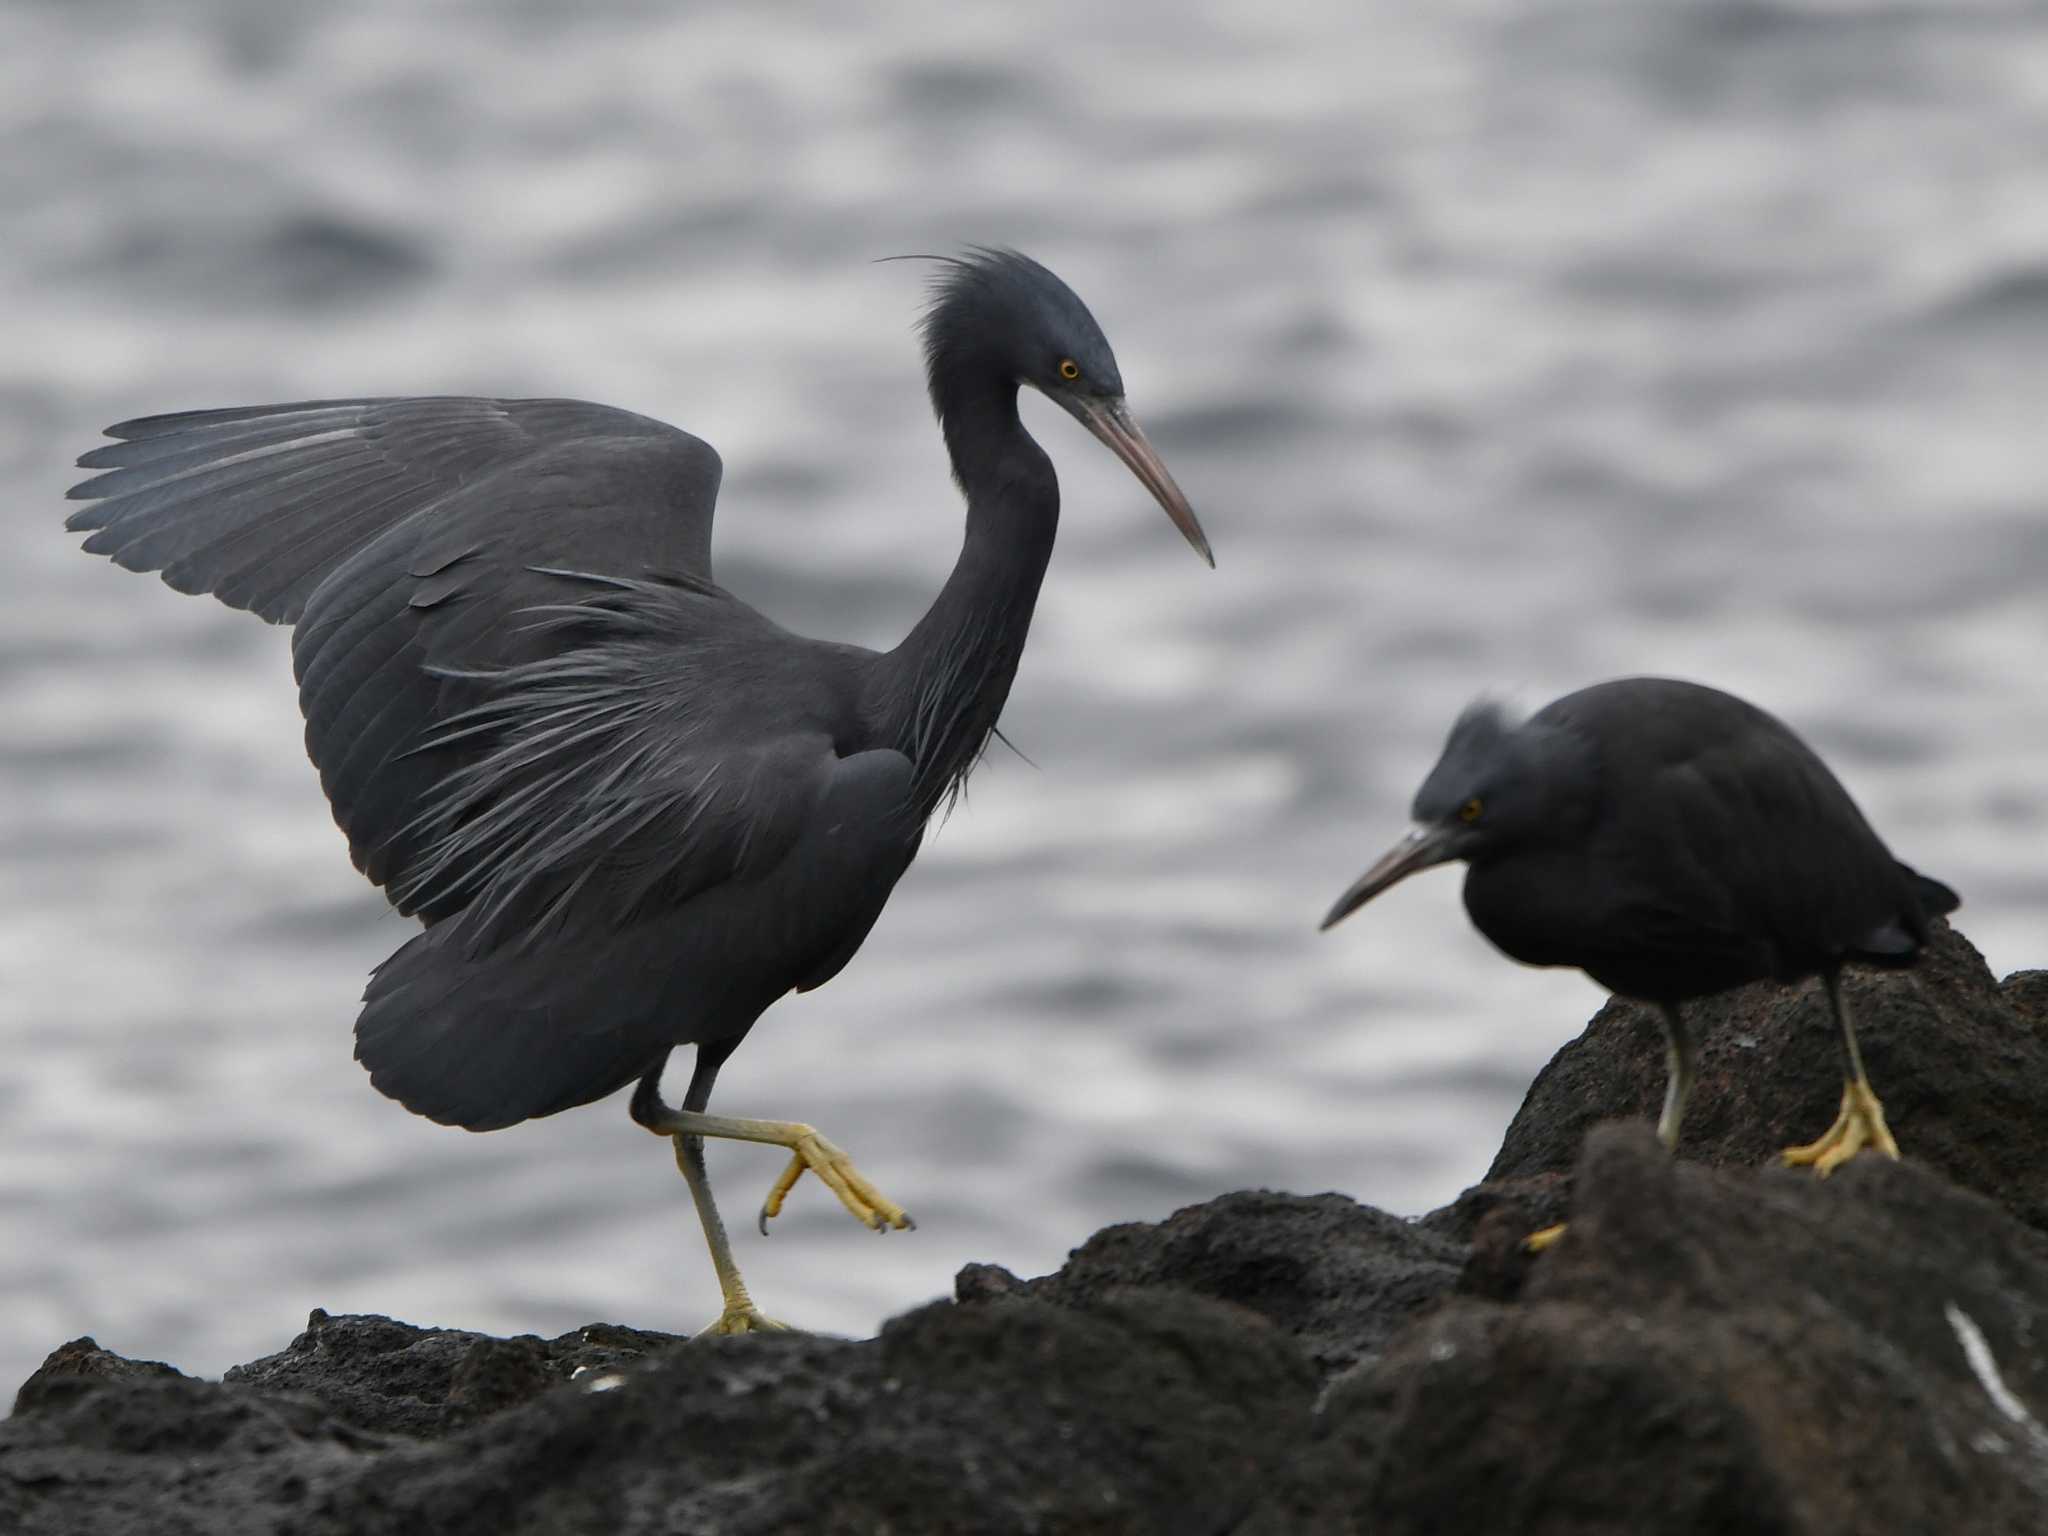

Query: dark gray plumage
<box><xmin>1322</xmin><ymin>676</ymin><xmax>1958</xmax><ymax>1179</ymax></box>
<box><xmin>67</xmin><ymin>248</ymin><xmax>1212</xmax><ymax>1332</ymax></box>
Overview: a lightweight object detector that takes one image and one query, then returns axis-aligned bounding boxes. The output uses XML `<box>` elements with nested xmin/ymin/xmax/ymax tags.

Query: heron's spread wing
<box><xmin>67</xmin><ymin>395</ymin><xmax>759</xmax><ymax>912</ymax></box>
<box><xmin>67</xmin><ymin>397</ymin><xmax>722</xmax><ymax>622</ymax></box>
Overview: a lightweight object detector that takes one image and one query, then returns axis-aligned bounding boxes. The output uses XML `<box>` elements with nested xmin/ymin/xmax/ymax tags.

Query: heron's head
<box><xmin>918</xmin><ymin>247</ymin><xmax>1212</xmax><ymax>566</ymax></box>
<box><xmin>1320</xmin><ymin>701</ymin><xmax>1592</xmax><ymax>931</ymax></box>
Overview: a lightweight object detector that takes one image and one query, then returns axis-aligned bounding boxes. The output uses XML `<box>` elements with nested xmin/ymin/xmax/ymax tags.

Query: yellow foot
<box><xmin>1523</xmin><ymin>1222</ymin><xmax>1568</xmax><ymax>1254</ymax></box>
<box><xmin>694</xmin><ymin>1303</ymin><xmax>793</xmax><ymax>1339</ymax></box>
<box><xmin>758</xmin><ymin>1126</ymin><xmax>916</xmax><ymax>1237</ymax></box>
<box><xmin>1780</xmin><ymin>1078</ymin><xmax>1900</xmax><ymax>1177</ymax></box>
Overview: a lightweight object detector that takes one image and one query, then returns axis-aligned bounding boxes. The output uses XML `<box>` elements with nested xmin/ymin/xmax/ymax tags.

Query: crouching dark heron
<box><xmin>1321</xmin><ymin>677</ymin><xmax>1958</xmax><ymax>1194</ymax></box>
<box><xmin>66</xmin><ymin>248</ymin><xmax>1212</xmax><ymax>1333</ymax></box>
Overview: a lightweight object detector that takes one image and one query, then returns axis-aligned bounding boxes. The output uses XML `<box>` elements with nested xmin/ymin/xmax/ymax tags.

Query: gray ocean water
<box><xmin>3</xmin><ymin>0</ymin><xmax>2045</xmax><ymax>1396</ymax></box>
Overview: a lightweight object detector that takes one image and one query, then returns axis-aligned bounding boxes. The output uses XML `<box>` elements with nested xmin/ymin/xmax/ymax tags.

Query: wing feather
<box><xmin>69</xmin><ymin>396</ymin><xmax>721</xmax><ymax>623</ymax></box>
<box><xmin>392</xmin><ymin>574</ymin><xmax>824</xmax><ymax>957</ymax></box>
<box><xmin>1631</xmin><ymin>727</ymin><xmax>1912</xmax><ymax>973</ymax></box>
<box><xmin>71</xmin><ymin>393</ymin><xmax>731</xmax><ymax>905</ymax></box>
<box><xmin>71</xmin><ymin>394</ymin><xmax>920</xmax><ymax>1129</ymax></box>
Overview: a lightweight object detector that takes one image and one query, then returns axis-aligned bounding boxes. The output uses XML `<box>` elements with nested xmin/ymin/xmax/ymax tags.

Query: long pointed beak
<box><xmin>1319</xmin><ymin>825</ymin><xmax>1463</xmax><ymax>931</ymax></box>
<box><xmin>1066</xmin><ymin>395</ymin><xmax>1213</xmax><ymax>567</ymax></box>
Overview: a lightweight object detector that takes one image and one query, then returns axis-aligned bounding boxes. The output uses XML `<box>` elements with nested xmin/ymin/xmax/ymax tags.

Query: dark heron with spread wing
<box><xmin>66</xmin><ymin>248</ymin><xmax>1213</xmax><ymax>1333</ymax></box>
<box><xmin>1321</xmin><ymin>677</ymin><xmax>1958</xmax><ymax>1188</ymax></box>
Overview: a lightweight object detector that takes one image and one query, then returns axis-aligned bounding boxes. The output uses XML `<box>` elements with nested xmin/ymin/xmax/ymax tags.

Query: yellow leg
<box><xmin>643</xmin><ymin>1108</ymin><xmax>916</xmax><ymax>1238</ymax></box>
<box><xmin>1528</xmin><ymin>1002</ymin><xmax>1691</xmax><ymax>1256</ymax></box>
<box><xmin>1781</xmin><ymin>1082</ymin><xmax>1852</xmax><ymax>1166</ymax></box>
<box><xmin>1780</xmin><ymin>973</ymin><xmax>1901</xmax><ymax>1177</ymax></box>
<box><xmin>1654</xmin><ymin>1003</ymin><xmax>1694</xmax><ymax>1154</ymax></box>
<box><xmin>673</xmin><ymin>1131</ymin><xmax>791</xmax><ymax>1336</ymax></box>
<box><xmin>630</xmin><ymin>1051</ymin><xmax>915</xmax><ymax>1336</ymax></box>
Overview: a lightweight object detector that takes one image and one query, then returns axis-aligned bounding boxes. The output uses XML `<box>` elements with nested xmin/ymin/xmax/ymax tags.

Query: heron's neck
<box><xmin>874</xmin><ymin>373</ymin><xmax>1058</xmax><ymax>818</ymax></box>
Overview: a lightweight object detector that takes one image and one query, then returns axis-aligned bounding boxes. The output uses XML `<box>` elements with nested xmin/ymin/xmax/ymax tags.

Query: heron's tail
<box><xmin>354</xmin><ymin>922</ymin><xmax>666</xmax><ymax>1132</ymax></box>
<box><xmin>1900</xmin><ymin>862</ymin><xmax>1961</xmax><ymax>920</ymax></box>
<box><xmin>1850</xmin><ymin>862</ymin><xmax>1961</xmax><ymax>967</ymax></box>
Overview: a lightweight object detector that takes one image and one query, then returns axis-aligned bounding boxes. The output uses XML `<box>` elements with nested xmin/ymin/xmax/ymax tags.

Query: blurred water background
<box><xmin>3</xmin><ymin>0</ymin><xmax>2045</xmax><ymax>1395</ymax></box>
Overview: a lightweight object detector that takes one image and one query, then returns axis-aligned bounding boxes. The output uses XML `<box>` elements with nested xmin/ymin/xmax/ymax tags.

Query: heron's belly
<box><xmin>1475</xmin><ymin>916</ymin><xmax>1774</xmax><ymax>1003</ymax></box>
<box><xmin>637</xmin><ymin>819</ymin><xmax>923</xmax><ymax>1035</ymax></box>
<box><xmin>1463</xmin><ymin>863</ymin><xmax>1776</xmax><ymax>1004</ymax></box>
<box><xmin>792</xmin><ymin>836</ymin><xmax>921</xmax><ymax>993</ymax></box>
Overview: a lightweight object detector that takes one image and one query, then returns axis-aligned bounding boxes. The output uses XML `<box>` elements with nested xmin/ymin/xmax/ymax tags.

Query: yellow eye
<box><xmin>1459</xmin><ymin>798</ymin><xmax>1484</xmax><ymax>824</ymax></box>
<box><xmin>1058</xmin><ymin>358</ymin><xmax>1081</xmax><ymax>382</ymax></box>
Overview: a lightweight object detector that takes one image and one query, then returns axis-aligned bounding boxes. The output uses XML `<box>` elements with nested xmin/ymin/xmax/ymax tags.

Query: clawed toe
<box><xmin>695</xmin><ymin>1305</ymin><xmax>793</xmax><ymax>1338</ymax></box>
<box><xmin>756</xmin><ymin>1128</ymin><xmax>914</xmax><ymax>1236</ymax></box>
<box><xmin>1781</xmin><ymin>1079</ymin><xmax>1899</xmax><ymax>1177</ymax></box>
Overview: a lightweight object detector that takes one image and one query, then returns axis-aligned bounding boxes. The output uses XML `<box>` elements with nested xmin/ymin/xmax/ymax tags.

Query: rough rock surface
<box><xmin>4</xmin><ymin>1294</ymin><xmax>1313</xmax><ymax>1535</ymax></box>
<box><xmin>1306</xmin><ymin>1125</ymin><xmax>2048</xmax><ymax>1536</ymax></box>
<box><xmin>8</xmin><ymin>923</ymin><xmax>2048</xmax><ymax>1534</ymax></box>
<box><xmin>960</xmin><ymin>1188</ymin><xmax>1463</xmax><ymax>1378</ymax></box>
<box><xmin>217</xmin><ymin>1310</ymin><xmax>685</xmax><ymax>1437</ymax></box>
<box><xmin>1466</xmin><ymin>923</ymin><xmax>2048</xmax><ymax>1245</ymax></box>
